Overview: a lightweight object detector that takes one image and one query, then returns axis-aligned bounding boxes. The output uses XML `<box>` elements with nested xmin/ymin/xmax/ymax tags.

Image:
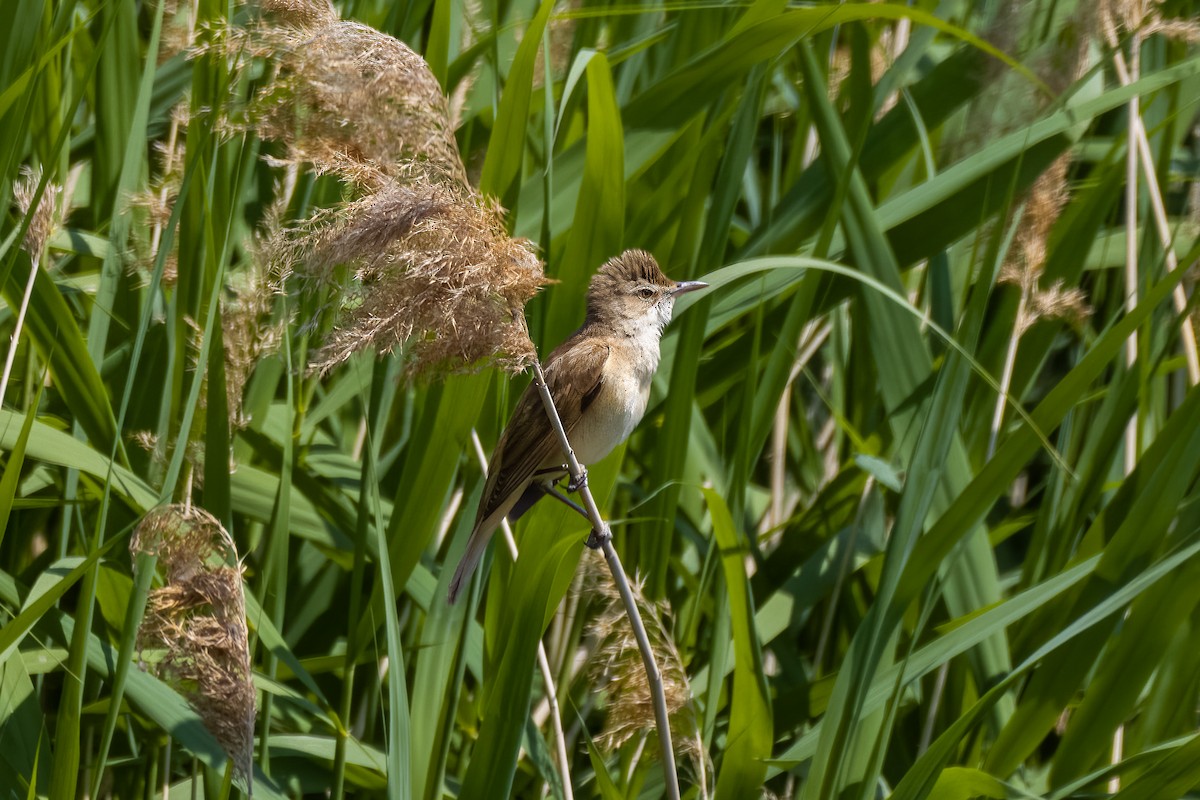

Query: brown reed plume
<box><xmin>584</xmin><ymin>562</ymin><xmax>709</xmax><ymax>794</ymax></box>
<box><xmin>132</xmin><ymin>505</ymin><xmax>255</xmax><ymax>789</ymax></box>
<box><xmin>995</xmin><ymin>4</ymin><xmax>1093</xmax><ymax>334</ymax></box>
<box><xmin>3</xmin><ymin>166</ymin><xmax>63</xmax><ymax>409</ymax></box>
<box><xmin>999</xmin><ymin>157</ymin><xmax>1090</xmax><ymax>334</ymax></box>
<box><xmin>246</xmin><ymin>0</ymin><xmax>545</xmax><ymax>377</ymax></box>
<box><xmin>12</xmin><ymin>166</ymin><xmax>61</xmax><ymax>259</ymax></box>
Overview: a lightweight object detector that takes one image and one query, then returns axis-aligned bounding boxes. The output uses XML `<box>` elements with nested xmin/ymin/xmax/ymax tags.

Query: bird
<box><xmin>447</xmin><ymin>250</ymin><xmax>707</xmax><ymax>603</ymax></box>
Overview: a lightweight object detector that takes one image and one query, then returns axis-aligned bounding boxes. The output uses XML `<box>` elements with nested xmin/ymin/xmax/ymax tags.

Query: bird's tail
<box><xmin>447</xmin><ymin>485</ymin><xmax>535</xmax><ymax>603</ymax></box>
<box><xmin>447</xmin><ymin>521</ymin><xmax>495</xmax><ymax>604</ymax></box>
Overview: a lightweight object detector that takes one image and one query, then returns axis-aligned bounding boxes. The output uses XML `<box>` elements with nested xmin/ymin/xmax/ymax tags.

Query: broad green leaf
<box><xmin>478</xmin><ymin>0</ymin><xmax>555</xmax><ymax>205</ymax></box>
<box><xmin>928</xmin><ymin>768</ymin><xmax>1007</xmax><ymax>800</ymax></box>
<box><xmin>0</xmin><ymin>649</ymin><xmax>48</xmax><ymax>792</ymax></box>
<box><xmin>705</xmin><ymin>488</ymin><xmax>771</xmax><ymax>797</ymax></box>
<box><xmin>410</xmin><ymin>482</ymin><xmax>479</xmax><ymax>800</ymax></box>
<box><xmin>458</xmin><ymin>529</ymin><xmax>579</xmax><ymax>798</ymax></box>
<box><xmin>986</xmin><ymin>385</ymin><xmax>1200</xmax><ymax>777</ymax></box>
<box><xmin>889</xmin><ymin>536</ymin><xmax>1200</xmax><ymax>800</ymax></box>
<box><xmin>0</xmin><ymin>379</ymin><xmax>42</xmax><ymax>549</ymax></box>
<box><xmin>624</xmin><ymin>5</ymin><xmax>1035</xmax><ymax>129</ymax></box>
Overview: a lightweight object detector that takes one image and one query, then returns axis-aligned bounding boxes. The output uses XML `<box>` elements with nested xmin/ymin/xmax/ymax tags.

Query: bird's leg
<box><xmin>533</xmin><ymin>463</ymin><xmax>586</xmax><ymax>492</ymax></box>
<box><xmin>539</xmin><ymin>484</ymin><xmax>607</xmax><ymax>547</ymax></box>
<box><xmin>538</xmin><ymin>484</ymin><xmax>589</xmax><ymax>520</ymax></box>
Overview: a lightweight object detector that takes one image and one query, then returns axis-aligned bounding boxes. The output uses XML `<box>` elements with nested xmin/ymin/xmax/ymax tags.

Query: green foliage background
<box><xmin>2</xmin><ymin>0</ymin><xmax>1200</xmax><ymax>798</ymax></box>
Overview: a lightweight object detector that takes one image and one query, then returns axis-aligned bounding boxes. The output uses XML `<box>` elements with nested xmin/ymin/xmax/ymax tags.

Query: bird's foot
<box><xmin>567</xmin><ymin>468</ymin><xmax>589</xmax><ymax>493</ymax></box>
<box><xmin>584</xmin><ymin>526</ymin><xmax>611</xmax><ymax>549</ymax></box>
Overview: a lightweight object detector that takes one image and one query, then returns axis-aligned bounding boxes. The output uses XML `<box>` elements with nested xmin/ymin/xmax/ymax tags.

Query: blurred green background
<box><xmin>2</xmin><ymin>0</ymin><xmax>1200</xmax><ymax>797</ymax></box>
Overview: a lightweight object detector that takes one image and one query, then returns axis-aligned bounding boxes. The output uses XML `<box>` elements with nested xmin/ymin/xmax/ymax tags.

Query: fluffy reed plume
<box><xmin>584</xmin><ymin>563</ymin><xmax>709</xmax><ymax>794</ymax></box>
<box><xmin>132</xmin><ymin>505</ymin><xmax>254</xmax><ymax>789</ymax></box>
<box><xmin>266</xmin><ymin>178</ymin><xmax>541</xmax><ymax>375</ymax></box>
<box><xmin>991</xmin><ymin>2</ymin><xmax>1093</xmax><ymax>335</ymax></box>
<box><xmin>3</xmin><ymin>167</ymin><xmax>63</xmax><ymax>408</ymax></box>
<box><xmin>532</xmin><ymin>1</ymin><xmax>577</xmax><ymax>90</ymax></box>
<box><xmin>128</xmin><ymin>105</ymin><xmax>188</xmax><ymax>286</ymax></box>
<box><xmin>158</xmin><ymin>0</ymin><xmax>199</xmax><ymax>61</ymax></box>
<box><xmin>246</xmin><ymin>0</ymin><xmax>545</xmax><ymax>376</ymax></box>
<box><xmin>12</xmin><ymin>166</ymin><xmax>61</xmax><ymax>260</ymax></box>
<box><xmin>223</xmin><ymin>259</ymin><xmax>286</xmax><ymax>425</ymax></box>
<box><xmin>1000</xmin><ymin>157</ymin><xmax>1090</xmax><ymax>333</ymax></box>
<box><xmin>1102</xmin><ymin>0</ymin><xmax>1200</xmax><ymax>42</ymax></box>
<box><xmin>252</xmin><ymin>11</ymin><xmax>464</xmax><ymax>186</ymax></box>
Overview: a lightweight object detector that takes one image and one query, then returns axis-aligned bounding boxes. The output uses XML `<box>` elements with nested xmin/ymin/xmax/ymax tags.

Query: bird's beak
<box><xmin>671</xmin><ymin>280</ymin><xmax>708</xmax><ymax>296</ymax></box>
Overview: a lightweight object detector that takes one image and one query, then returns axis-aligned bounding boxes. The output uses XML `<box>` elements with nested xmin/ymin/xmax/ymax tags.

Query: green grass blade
<box><xmin>544</xmin><ymin>51</ymin><xmax>624</xmax><ymax>344</ymax></box>
<box><xmin>477</xmin><ymin>0</ymin><xmax>555</xmax><ymax>205</ymax></box>
<box><xmin>705</xmin><ymin>488</ymin><xmax>771</xmax><ymax>796</ymax></box>
<box><xmin>0</xmin><ymin>376</ymin><xmax>42</xmax><ymax>549</ymax></box>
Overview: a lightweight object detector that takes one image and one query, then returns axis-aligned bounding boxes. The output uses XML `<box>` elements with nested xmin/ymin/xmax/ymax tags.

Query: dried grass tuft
<box><xmin>259</xmin><ymin>0</ymin><xmax>337</xmax><ymax>29</ymax></box>
<box><xmin>223</xmin><ymin>260</ymin><xmax>288</xmax><ymax>424</ymax></box>
<box><xmin>13</xmin><ymin>166</ymin><xmax>62</xmax><ymax>260</ymax></box>
<box><xmin>1103</xmin><ymin>0</ymin><xmax>1200</xmax><ymax>42</ymax></box>
<box><xmin>158</xmin><ymin>0</ymin><xmax>201</xmax><ymax>60</ymax></box>
<box><xmin>1000</xmin><ymin>156</ymin><xmax>1091</xmax><ymax>332</ymax></box>
<box><xmin>132</xmin><ymin>505</ymin><xmax>254</xmax><ymax>789</ymax></box>
<box><xmin>245</xmin><ymin>4</ymin><xmax>545</xmax><ymax>376</ymax></box>
<box><xmin>265</xmin><ymin>178</ymin><xmax>542</xmax><ymax>376</ymax></box>
<box><xmin>252</xmin><ymin>19</ymin><xmax>464</xmax><ymax>186</ymax></box>
<box><xmin>127</xmin><ymin>115</ymin><xmax>188</xmax><ymax>286</ymax></box>
<box><xmin>532</xmin><ymin>3</ymin><xmax>577</xmax><ymax>90</ymax></box>
<box><xmin>130</xmin><ymin>431</ymin><xmax>207</xmax><ymax>485</ymax></box>
<box><xmin>583</xmin><ymin>561</ymin><xmax>709</xmax><ymax>792</ymax></box>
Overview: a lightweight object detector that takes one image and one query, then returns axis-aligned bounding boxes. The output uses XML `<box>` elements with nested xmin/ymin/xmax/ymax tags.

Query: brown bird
<box><xmin>447</xmin><ymin>250</ymin><xmax>707</xmax><ymax>603</ymax></box>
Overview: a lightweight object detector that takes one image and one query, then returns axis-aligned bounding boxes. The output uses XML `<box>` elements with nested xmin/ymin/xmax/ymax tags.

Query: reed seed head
<box><xmin>132</xmin><ymin>505</ymin><xmax>255</xmax><ymax>791</ymax></box>
<box><xmin>247</xmin><ymin>3</ymin><xmax>546</xmax><ymax>377</ymax></box>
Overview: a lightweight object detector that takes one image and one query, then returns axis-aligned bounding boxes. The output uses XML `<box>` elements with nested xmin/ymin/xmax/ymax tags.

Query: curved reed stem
<box><xmin>527</xmin><ymin>361</ymin><xmax>682</xmax><ymax>800</ymax></box>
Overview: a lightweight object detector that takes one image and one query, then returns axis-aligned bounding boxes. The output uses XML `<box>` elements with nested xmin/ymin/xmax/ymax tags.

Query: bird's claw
<box><xmin>567</xmin><ymin>468</ymin><xmax>589</xmax><ymax>493</ymax></box>
<box><xmin>585</xmin><ymin>526</ymin><xmax>611</xmax><ymax>549</ymax></box>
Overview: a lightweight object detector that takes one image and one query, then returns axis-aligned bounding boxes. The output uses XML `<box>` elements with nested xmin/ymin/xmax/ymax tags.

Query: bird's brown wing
<box><xmin>474</xmin><ymin>338</ymin><xmax>610</xmax><ymax>527</ymax></box>
<box><xmin>448</xmin><ymin>336</ymin><xmax>610</xmax><ymax>603</ymax></box>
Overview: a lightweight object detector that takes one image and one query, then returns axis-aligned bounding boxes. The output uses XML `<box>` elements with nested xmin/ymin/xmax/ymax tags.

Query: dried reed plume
<box><xmin>1102</xmin><ymin>0</ymin><xmax>1200</xmax><ymax>42</ymax></box>
<box><xmin>246</xmin><ymin>0</ymin><xmax>545</xmax><ymax>376</ymax></box>
<box><xmin>223</xmin><ymin>260</ymin><xmax>287</xmax><ymax>425</ymax></box>
<box><xmin>253</xmin><ymin>10</ymin><xmax>463</xmax><ymax>186</ymax></box>
<box><xmin>1000</xmin><ymin>157</ymin><xmax>1090</xmax><ymax>333</ymax></box>
<box><xmin>532</xmin><ymin>1</ymin><xmax>578</xmax><ymax>91</ymax></box>
<box><xmin>12</xmin><ymin>166</ymin><xmax>61</xmax><ymax>259</ymax></box>
<box><xmin>128</xmin><ymin>106</ymin><xmax>188</xmax><ymax>286</ymax></box>
<box><xmin>265</xmin><ymin>178</ymin><xmax>541</xmax><ymax>375</ymax></box>
<box><xmin>995</xmin><ymin>5</ymin><xmax>1093</xmax><ymax>335</ymax></box>
<box><xmin>584</xmin><ymin>562</ymin><xmax>709</xmax><ymax>794</ymax></box>
<box><xmin>3</xmin><ymin>166</ymin><xmax>63</xmax><ymax>409</ymax></box>
<box><xmin>132</xmin><ymin>505</ymin><xmax>255</xmax><ymax>790</ymax></box>
<box><xmin>130</xmin><ymin>430</ymin><xmax>207</xmax><ymax>484</ymax></box>
<box><xmin>158</xmin><ymin>0</ymin><xmax>200</xmax><ymax>61</ymax></box>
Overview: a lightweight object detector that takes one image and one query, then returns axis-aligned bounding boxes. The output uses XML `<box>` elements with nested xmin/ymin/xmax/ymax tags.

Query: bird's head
<box><xmin>585</xmin><ymin>250</ymin><xmax>707</xmax><ymax>333</ymax></box>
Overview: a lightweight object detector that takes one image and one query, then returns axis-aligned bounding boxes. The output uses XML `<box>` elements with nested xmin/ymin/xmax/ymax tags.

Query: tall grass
<box><xmin>2</xmin><ymin>0</ymin><xmax>1200</xmax><ymax>798</ymax></box>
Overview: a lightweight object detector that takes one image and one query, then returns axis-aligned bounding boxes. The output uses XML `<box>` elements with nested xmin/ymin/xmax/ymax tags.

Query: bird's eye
<box><xmin>637</xmin><ymin>287</ymin><xmax>655</xmax><ymax>300</ymax></box>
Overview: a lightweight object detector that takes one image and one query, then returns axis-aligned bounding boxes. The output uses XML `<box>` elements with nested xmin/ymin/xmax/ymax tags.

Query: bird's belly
<box><xmin>570</xmin><ymin>371</ymin><xmax>650</xmax><ymax>465</ymax></box>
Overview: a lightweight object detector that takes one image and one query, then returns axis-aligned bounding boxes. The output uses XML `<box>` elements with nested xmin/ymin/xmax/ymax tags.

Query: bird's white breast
<box><xmin>571</xmin><ymin>330</ymin><xmax>659</xmax><ymax>465</ymax></box>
